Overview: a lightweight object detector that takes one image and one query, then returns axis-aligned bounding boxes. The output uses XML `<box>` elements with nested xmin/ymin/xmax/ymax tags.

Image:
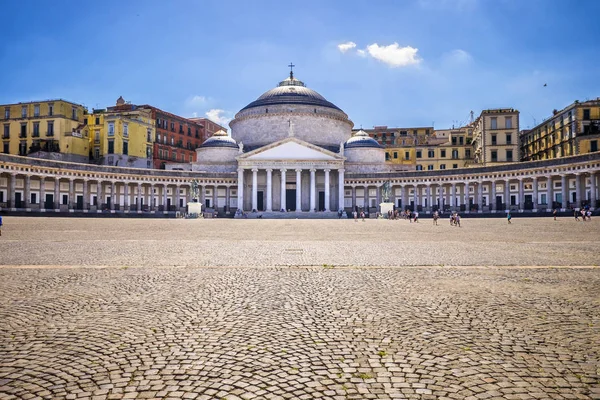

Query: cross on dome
<box><xmin>288</xmin><ymin>62</ymin><xmax>295</xmax><ymax>79</ymax></box>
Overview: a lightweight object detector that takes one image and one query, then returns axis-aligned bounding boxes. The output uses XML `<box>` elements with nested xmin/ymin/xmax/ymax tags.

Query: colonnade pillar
<box><xmin>54</xmin><ymin>177</ymin><xmax>60</xmax><ymax>209</ymax></box>
<box><xmin>561</xmin><ymin>175</ymin><xmax>568</xmax><ymax>210</ymax></box>
<box><xmin>532</xmin><ymin>177</ymin><xmax>538</xmax><ymax>211</ymax></box>
<box><xmin>325</xmin><ymin>169</ymin><xmax>331</xmax><ymax>212</ymax></box>
<box><xmin>295</xmin><ymin>169</ymin><xmax>302</xmax><ymax>212</ymax></box>
<box><xmin>83</xmin><ymin>179</ymin><xmax>88</xmax><ymax>211</ymax></box>
<box><xmin>237</xmin><ymin>168</ymin><xmax>244</xmax><ymax>211</ymax></box>
<box><xmin>310</xmin><ymin>168</ymin><xmax>316</xmax><ymax>212</ymax></box>
<box><xmin>490</xmin><ymin>180</ymin><xmax>497</xmax><ymax>212</ymax></box>
<box><xmin>547</xmin><ymin>177</ymin><xmax>553</xmax><ymax>210</ymax></box>
<box><xmin>40</xmin><ymin>177</ymin><xmax>46</xmax><ymax>211</ymax></box>
<box><xmin>252</xmin><ymin>168</ymin><xmax>258</xmax><ymax>211</ymax></box>
<box><xmin>123</xmin><ymin>183</ymin><xmax>129</xmax><ymax>211</ymax></box>
<box><xmin>69</xmin><ymin>179</ymin><xmax>75</xmax><ymax>210</ymax></box>
<box><xmin>590</xmin><ymin>172</ymin><xmax>597</xmax><ymax>209</ymax></box>
<box><xmin>280</xmin><ymin>169</ymin><xmax>286</xmax><ymax>212</ymax></box>
<box><xmin>137</xmin><ymin>184</ymin><xmax>142</xmax><ymax>212</ymax></box>
<box><xmin>24</xmin><ymin>175</ymin><xmax>30</xmax><ymax>209</ymax></box>
<box><xmin>266</xmin><ymin>169</ymin><xmax>273</xmax><ymax>212</ymax></box>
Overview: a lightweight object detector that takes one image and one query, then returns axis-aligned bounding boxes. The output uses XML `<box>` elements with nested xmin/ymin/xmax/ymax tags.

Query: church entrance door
<box><xmin>318</xmin><ymin>191</ymin><xmax>325</xmax><ymax>211</ymax></box>
<box><xmin>257</xmin><ymin>191</ymin><xmax>264</xmax><ymax>211</ymax></box>
<box><xmin>286</xmin><ymin>189</ymin><xmax>296</xmax><ymax>212</ymax></box>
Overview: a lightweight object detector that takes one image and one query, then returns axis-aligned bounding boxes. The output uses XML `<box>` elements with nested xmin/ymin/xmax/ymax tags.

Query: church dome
<box><xmin>200</xmin><ymin>130</ymin><xmax>238</xmax><ymax>149</ymax></box>
<box><xmin>345</xmin><ymin>130</ymin><xmax>382</xmax><ymax>149</ymax></box>
<box><xmin>239</xmin><ymin>73</ymin><xmax>342</xmax><ymax>112</ymax></box>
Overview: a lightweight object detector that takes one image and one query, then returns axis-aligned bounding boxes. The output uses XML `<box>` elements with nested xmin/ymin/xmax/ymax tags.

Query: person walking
<box><xmin>353</xmin><ymin>210</ymin><xmax>358</xmax><ymax>222</ymax></box>
<box><xmin>433</xmin><ymin>211</ymin><xmax>438</xmax><ymax>225</ymax></box>
<box><xmin>455</xmin><ymin>213</ymin><xmax>461</xmax><ymax>228</ymax></box>
<box><xmin>574</xmin><ymin>209</ymin><xmax>580</xmax><ymax>221</ymax></box>
<box><xmin>507</xmin><ymin>211</ymin><xmax>512</xmax><ymax>224</ymax></box>
<box><xmin>360</xmin><ymin>210</ymin><xmax>365</xmax><ymax>222</ymax></box>
<box><xmin>0</xmin><ymin>214</ymin><xmax>2</xmax><ymax>236</ymax></box>
<box><xmin>553</xmin><ymin>208</ymin><xmax>558</xmax><ymax>221</ymax></box>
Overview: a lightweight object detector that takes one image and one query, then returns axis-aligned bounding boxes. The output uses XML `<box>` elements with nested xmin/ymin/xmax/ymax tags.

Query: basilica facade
<box><xmin>0</xmin><ymin>72</ymin><xmax>599</xmax><ymax>217</ymax></box>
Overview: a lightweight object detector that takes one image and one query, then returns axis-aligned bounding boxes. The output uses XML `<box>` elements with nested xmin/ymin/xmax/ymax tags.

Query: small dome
<box><xmin>345</xmin><ymin>130</ymin><xmax>382</xmax><ymax>149</ymax></box>
<box><xmin>200</xmin><ymin>130</ymin><xmax>238</xmax><ymax>149</ymax></box>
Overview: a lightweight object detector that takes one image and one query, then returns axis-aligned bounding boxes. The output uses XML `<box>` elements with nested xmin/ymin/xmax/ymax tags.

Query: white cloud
<box><xmin>205</xmin><ymin>109</ymin><xmax>232</xmax><ymax>126</ymax></box>
<box><xmin>356</xmin><ymin>49</ymin><xmax>366</xmax><ymax>57</ymax></box>
<box><xmin>366</xmin><ymin>43</ymin><xmax>421</xmax><ymax>67</ymax></box>
<box><xmin>337</xmin><ymin>41</ymin><xmax>357</xmax><ymax>53</ymax></box>
<box><xmin>444</xmin><ymin>49</ymin><xmax>472</xmax><ymax>64</ymax></box>
<box><xmin>185</xmin><ymin>95</ymin><xmax>208</xmax><ymax>108</ymax></box>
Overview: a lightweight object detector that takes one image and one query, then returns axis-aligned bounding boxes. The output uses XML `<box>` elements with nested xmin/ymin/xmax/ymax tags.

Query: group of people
<box><xmin>574</xmin><ymin>207</ymin><xmax>593</xmax><ymax>221</ymax></box>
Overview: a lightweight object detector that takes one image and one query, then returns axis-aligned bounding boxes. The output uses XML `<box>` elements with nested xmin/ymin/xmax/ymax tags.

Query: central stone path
<box><xmin>0</xmin><ymin>266</ymin><xmax>598</xmax><ymax>399</ymax></box>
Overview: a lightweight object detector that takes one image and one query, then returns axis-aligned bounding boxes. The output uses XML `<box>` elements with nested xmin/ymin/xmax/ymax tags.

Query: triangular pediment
<box><xmin>238</xmin><ymin>137</ymin><xmax>342</xmax><ymax>161</ymax></box>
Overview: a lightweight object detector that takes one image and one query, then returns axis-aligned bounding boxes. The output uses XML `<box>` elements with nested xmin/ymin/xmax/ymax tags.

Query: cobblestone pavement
<box><xmin>0</xmin><ymin>266</ymin><xmax>599</xmax><ymax>400</ymax></box>
<box><xmin>0</xmin><ymin>217</ymin><xmax>599</xmax><ymax>267</ymax></box>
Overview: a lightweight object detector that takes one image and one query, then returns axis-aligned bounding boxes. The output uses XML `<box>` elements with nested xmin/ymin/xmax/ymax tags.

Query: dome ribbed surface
<box><xmin>200</xmin><ymin>130</ymin><xmax>238</xmax><ymax>149</ymax></box>
<box><xmin>345</xmin><ymin>130</ymin><xmax>383</xmax><ymax>149</ymax></box>
<box><xmin>240</xmin><ymin>76</ymin><xmax>342</xmax><ymax>112</ymax></box>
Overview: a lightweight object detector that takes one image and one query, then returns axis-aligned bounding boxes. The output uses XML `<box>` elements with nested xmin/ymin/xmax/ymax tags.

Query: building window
<box><xmin>189</xmin><ymin>154</ymin><xmax>193</xmax><ymax>162</ymax></box>
<box><xmin>5</xmin><ymin>107</ymin><xmax>10</xmax><ymax>119</ymax></box>
<box><xmin>506</xmin><ymin>133</ymin><xmax>512</xmax><ymax>145</ymax></box>
<box><xmin>33</xmin><ymin>122</ymin><xmax>40</xmax><ymax>137</ymax></box>
<box><xmin>94</xmin><ymin>130</ymin><xmax>99</xmax><ymax>143</ymax></box>
<box><xmin>451</xmin><ymin>136</ymin><xmax>457</xmax><ymax>145</ymax></box>
<box><xmin>453</xmin><ymin>164</ymin><xmax>458</xmax><ymax>169</ymax></box>
<box><xmin>3</xmin><ymin>142</ymin><xmax>9</xmax><ymax>153</ymax></box>
<box><xmin>440</xmin><ymin>164</ymin><xmax>446</xmax><ymax>170</ymax></box>
<box><xmin>48</xmin><ymin>104</ymin><xmax>53</xmax><ymax>116</ymax></box>
<box><xmin>170</xmin><ymin>122</ymin><xmax>175</xmax><ymax>131</ymax></box>
<box><xmin>452</xmin><ymin>149</ymin><xmax>458</xmax><ymax>159</ymax></box>
<box><xmin>427</xmin><ymin>165</ymin><xmax>434</xmax><ymax>170</ymax></box>
<box><xmin>505</xmin><ymin>117</ymin><xmax>512</xmax><ymax>129</ymax></box>
<box><xmin>47</xmin><ymin>121</ymin><xmax>54</xmax><ymax>136</ymax></box>
<box><xmin>19</xmin><ymin>141</ymin><xmax>27</xmax><ymax>156</ymax></box>
<box><xmin>405</xmin><ymin>151</ymin><xmax>410</xmax><ymax>160</ymax></box>
<box><xmin>459</xmin><ymin>136</ymin><xmax>464</xmax><ymax>145</ymax></box>
<box><xmin>123</xmin><ymin>141</ymin><xmax>128</xmax><ymax>155</ymax></box>
<box><xmin>416</xmin><ymin>165</ymin><xmax>423</xmax><ymax>171</ymax></box>
<box><xmin>440</xmin><ymin>149</ymin><xmax>446</xmax><ymax>158</ymax></box>
<box><xmin>123</xmin><ymin>123</ymin><xmax>128</xmax><ymax>137</ymax></box>
<box><xmin>416</xmin><ymin>150</ymin><xmax>422</xmax><ymax>158</ymax></box>
<box><xmin>94</xmin><ymin>147</ymin><xmax>100</xmax><ymax>159</ymax></box>
<box><xmin>490</xmin><ymin>117</ymin><xmax>497</xmax><ymax>129</ymax></box>
<box><xmin>427</xmin><ymin>150</ymin><xmax>434</xmax><ymax>158</ymax></box>
<box><xmin>506</xmin><ymin>150</ymin><xmax>513</xmax><ymax>161</ymax></box>
<box><xmin>491</xmin><ymin>134</ymin><xmax>497</xmax><ymax>145</ymax></box>
<box><xmin>21</xmin><ymin>106</ymin><xmax>27</xmax><ymax>118</ymax></box>
<box><xmin>34</xmin><ymin>105</ymin><xmax>40</xmax><ymax>117</ymax></box>
<box><xmin>172</xmin><ymin>152</ymin><xmax>176</xmax><ymax>161</ymax></box>
<box><xmin>20</xmin><ymin>123</ymin><xmax>26</xmax><ymax>138</ymax></box>
<box><xmin>72</xmin><ymin>107</ymin><xmax>77</xmax><ymax>120</ymax></box>
<box><xmin>171</xmin><ymin>137</ymin><xmax>174</xmax><ymax>145</ymax></box>
<box><xmin>393</xmin><ymin>152</ymin><xmax>398</xmax><ymax>159</ymax></box>
<box><xmin>491</xmin><ymin>150</ymin><xmax>498</xmax><ymax>162</ymax></box>
<box><xmin>158</xmin><ymin>149</ymin><xmax>163</xmax><ymax>159</ymax></box>
<box><xmin>385</xmin><ymin>153</ymin><xmax>390</xmax><ymax>161</ymax></box>
<box><xmin>147</xmin><ymin>146</ymin><xmax>152</xmax><ymax>158</ymax></box>
<box><xmin>583</xmin><ymin>109</ymin><xmax>590</xmax><ymax>120</ymax></box>
<box><xmin>108</xmin><ymin>122</ymin><xmax>114</xmax><ymax>136</ymax></box>
<box><xmin>147</xmin><ymin>129</ymin><xmax>152</xmax><ymax>142</ymax></box>
<box><xmin>187</xmin><ymin>127</ymin><xmax>191</xmax><ymax>136</ymax></box>
<box><xmin>3</xmin><ymin>124</ymin><xmax>9</xmax><ymax>139</ymax></box>
<box><xmin>108</xmin><ymin>140</ymin><xmax>114</xmax><ymax>154</ymax></box>
<box><xmin>95</xmin><ymin>117</ymin><xmax>100</xmax><ymax>125</ymax></box>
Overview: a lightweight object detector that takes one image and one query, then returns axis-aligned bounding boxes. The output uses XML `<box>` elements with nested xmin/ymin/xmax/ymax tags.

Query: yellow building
<box><xmin>472</xmin><ymin>108</ymin><xmax>520</xmax><ymax>166</ymax></box>
<box><xmin>1</xmin><ymin>100</ymin><xmax>89</xmax><ymax>162</ymax></box>
<box><xmin>520</xmin><ymin>99</ymin><xmax>600</xmax><ymax>161</ymax></box>
<box><xmin>87</xmin><ymin>97</ymin><xmax>155</xmax><ymax>168</ymax></box>
<box><xmin>357</xmin><ymin>125</ymin><xmax>474</xmax><ymax>170</ymax></box>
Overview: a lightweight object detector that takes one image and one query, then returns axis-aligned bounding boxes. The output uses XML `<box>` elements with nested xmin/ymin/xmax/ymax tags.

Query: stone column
<box><xmin>69</xmin><ymin>179</ymin><xmax>75</xmax><ymax>210</ymax></box>
<box><xmin>266</xmin><ymin>168</ymin><xmax>273</xmax><ymax>212</ymax></box>
<box><xmin>212</xmin><ymin>185</ymin><xmax>218</xmax><ymax>211</ymax></box>
<box><xmin>110</xmin><ymin>181</ymin><xmax>115</xmax><ymax>211</ymax></box>
<box><xmin>280</xmin><ymin>168</ymin><xmax>287</xmax><ymax>212</ymax></box>
<box><xmin>477</xmin><ymin>181</ymin><xmax>483</xmax><ymax>213</ymax></box>
<box><xmin>504</xmin><ymin>180</ymin><xmax>510</xmax><ymax>211</ymax></box>
<box><xmin>438</xmin><ymin>183</ymin><xmax>444</xmax><ymax>211</ymax></box>
<box><xmin>83</xmin><ymin>179</ymin><xmax>88</xmax><ymax>211</ymax></box>
<box><xmin>200</xmin><ymin>185</ymin><xmax>206</xmax><ymax>208</ymax></box>
<box><xmin>364</xmin><ymin>185</ymin><xmax>369</xmax><ymax>210</ymax></box>
<box><xmin>224</xmin><ymin>186</ymin><xmax>229</xmax><ymax>212</ymax></box>
<box><xmin>561</xmin><ymin>175</ymin><xmax>568</xmax><ymax>210</ymax></box>
<box><xmin>351</xmin><ymin>186</ymin><xmax>356</xmax><ymax>210</ymax></box>
<box><xmin>518</xmin><ymin>178</ymin><xmax>524</xmax><ymax>211</ymax></box>
<box><xmin>426</xmin><ymin>184</ymin><xmax>431</xmax><ymax>212</ymax></box>
<box><xmin>309</xmin><ymin>169</ymin><xmax>316</xmax><ymax>212</ymax></box>
<box><xmin>24</xmin><ymin>175</ymin><xmax>30</xmax><ymax>209</ymax></box>
<box><xmin>9</xmin><ymin>174</ymin><xmax>16</xmax><ymax>209</ymax></box>
<box><xmin>547</xmin><ymin>176</ymin><xmax>553</xmax><ymax>210</ymax></box>
<box><xmin>295</xmin><ymin>169</ymin><xmax>302</xmax><ymax>212</ymax></box>
<box><xmin>532</xmin><ymin>177</ymin><xmax>538</xmax><ymax>211</ymax></box>
<box><xmin>124</xmin><ymin>183</ymin><xmax>129</xmax><ymax>211</ymax></box>
<box><xmin>451</xmin><ymin>183</ymin><xmax>457</xmax><ymax>210</ymax></box>
<box><xmin>575</xmin><ymin>173</ymin><xmax>582</xmax><ymax>209</ymax></box>
<box><xmin>337</xmin><ymin>169</ymin><xmax>344</xmax><ymax>212</ymax></box>
<box><xmin>137</xmin><ymin>183</ymin><xmax>142</xmax><ymax>212</ymax></box>
<box><xmin>164</xmin><ymin>184</ymin><xmax>169</xmax><ymax>212</ymax></box>
<box><xmin>413</xmin><ymin>184</ymin><xmax>418</xmax><ymax>210</ymax></box>
<box><xmin>97</xmin><ymin>181</ymin><xmax>102</xmax><ymax>211</ymax></box>
<box><xmin>464</xmin><ymin>182</ymin><xmax>470</xmax><ymax>212</ymax></box>
<box><xmin>590</xmin><ymin>172</ymin><xmax>597</xmax><ymax>209</ymax></box>
<box><xmin>490</xmin><ymin>180</ymin><xmax>496</xmax><ymax>212</ymax></box>
<box><xmin>150</xmin><ymin>184</ymin><xmax>155</xmax><ymax>211</ymax></box>
<box><xmin>237</xmin><ymin>168</ymin><xmax>244</xmax><ymax>211</ymax></box>
<box><xmin>252</xmin><ymin>168</ymin><xmax>258</xmax><ymax>212</ymax></box>
<box><xmin>54</xmin><ymin>177</ymin><xmax>60</xmax><ymax>209</ymax></box>
<box><xmin>40</xmin><ymin>177</ymin><xmax>46</xmax><ymax>211</ymax></box>
<box><xmin>325</xmin><ymin>169</ymin><xmax>331</xmax><ymax>212</ymax></box>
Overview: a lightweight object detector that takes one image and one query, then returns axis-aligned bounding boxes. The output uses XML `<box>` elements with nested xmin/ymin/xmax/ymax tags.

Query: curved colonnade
<box><xmin>1</xmin><ymin>153</ymin><xmax>599</xmax><ymax>215</ymax></box>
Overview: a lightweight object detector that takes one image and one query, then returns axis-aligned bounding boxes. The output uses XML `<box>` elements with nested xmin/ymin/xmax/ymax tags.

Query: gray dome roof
<box><xmin>200</xmin><ymin>130</ymin><xmax>238</xmax><ymax>149</ymax></box>
<box><xmin>240</xmin><ymin>74</ymin><xmax>342</xmax><ymax>112</ymax></box>
<box><xmin>345</xmin><ymin>130</ymin><xmax>383</xmax><ymax>149</ymax></box>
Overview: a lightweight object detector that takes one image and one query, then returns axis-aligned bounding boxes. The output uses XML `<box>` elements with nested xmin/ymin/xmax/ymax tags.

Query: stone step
<box><xmin>234</xmin><ymin>211</ymin><xmax>345</xmax><ymax>219</ymax></box>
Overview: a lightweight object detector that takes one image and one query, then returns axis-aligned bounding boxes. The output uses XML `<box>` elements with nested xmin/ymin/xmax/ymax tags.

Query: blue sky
<box><xmin>1</xmin><ymin>0</ymin><xmax>599</xmax><ymax>131</ymax></box>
